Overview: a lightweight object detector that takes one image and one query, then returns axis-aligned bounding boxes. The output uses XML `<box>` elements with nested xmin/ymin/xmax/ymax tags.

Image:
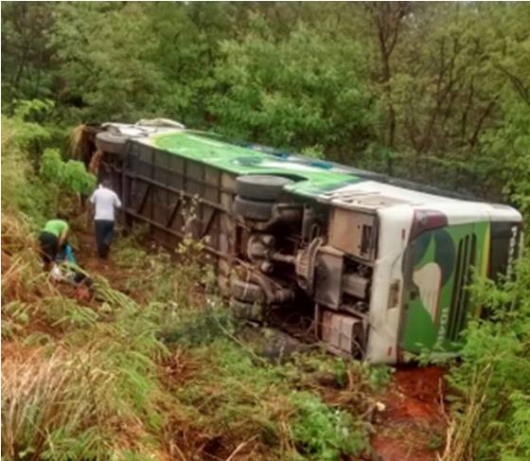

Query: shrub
<box><xmin>443</xmin><ymin>256</ymin><xmax>530</xmax><ymax>461</ymax></box>
<box><xmin>289</xmin><ymin>391</ymin><xmax>368</xmax><ymax>460</ymax></box>
<box><xmin>40</xmin><ymin>148</ymin><xmax>96</xmax><ymax>196</ymax></box>
<box><xmin>1</xmin><ymin>119</ymin><xmax>58</xmax><ymax>223</ymax></box>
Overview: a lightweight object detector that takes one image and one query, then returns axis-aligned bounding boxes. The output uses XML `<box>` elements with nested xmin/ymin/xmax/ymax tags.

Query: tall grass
<box><xmin>2</xmin><ymin>349</ymin><xmax>113</xmax><ymax>459</ymax></box>
<box><xmin>2</xmin><ymin>340</ymin><xmax>169</xmax><ymax>460</ymax></box>
<box><xmin>1</xmin><ymin>209</ymin><xmax>172</xmax><ymax>459</ymax></box>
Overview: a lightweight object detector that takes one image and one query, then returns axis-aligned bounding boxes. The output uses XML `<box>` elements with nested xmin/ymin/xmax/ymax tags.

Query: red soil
<box><xmin>371</xmin><ymin>366</ymin><xmax>447</xmax><ymax>461</ymax></box>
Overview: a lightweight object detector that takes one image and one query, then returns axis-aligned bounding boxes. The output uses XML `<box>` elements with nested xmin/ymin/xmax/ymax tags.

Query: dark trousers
<box><xmin>38</xmin><ymin>231</ymin><xmax>58</xmax><ymax>269</ymax></box>
<box><xmin>95</xmin><ymin>220</ymin><xmax>115</xmax><ymax>258</ymax></box>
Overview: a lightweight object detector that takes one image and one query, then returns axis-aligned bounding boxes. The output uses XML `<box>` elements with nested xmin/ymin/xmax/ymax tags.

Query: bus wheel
<box><xmin>236</xmin><ymin>175</ymin><xmax>293</xmax><ymax>202</ymax></box>
<box><xmin>234</xmin><ymin>196</ymin><xmax>274</xmax><ymax>221</ymax></box>
<box><xmin>230</xmin><ymin>279</ymin><xmax>265</xmax><ymax>304</ymax></box>
<box><xmin>95</xmin><ymin>131</ymin><xmax>127</xmax><ymax>155</ymax></box>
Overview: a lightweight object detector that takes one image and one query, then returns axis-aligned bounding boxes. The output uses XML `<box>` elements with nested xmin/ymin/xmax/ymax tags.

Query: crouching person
<box><xmin>38</xmin><ymin>218</ymin><xmax>69</xmax><ymax>271</ymax></box>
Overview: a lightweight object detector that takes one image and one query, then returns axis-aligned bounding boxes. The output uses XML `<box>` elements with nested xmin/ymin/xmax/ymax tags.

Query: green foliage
<box><xmin>174</xmin><ymin>332</ymin><xmax>371</xmax><ymax>459</ymax></box>
<box><xmin>301</xmin><ymin>145</ymin><xmax>325</xmax><ymax>160</ymax></box>
<box><xmin>13</xmin><ymin>98</ymin><xmax>55</xmax><ymax>121</ymax></box>
<box><xmin>502</xmin><ymin>392</ymin><xmax>530</xmax><ymax>461</ymax></box>
<box><xmin>1</xmin><ymin>102</ymin><xmax>80</xmax><ymax>224</ymax></box>
<box><xmin>40</xmin><ymin>148</ymin><xmax>96</xmax><ymax>196</ymax></box>
<box><xmin>2</xmin><ymin>3</ymin><xmax>528</xmax><ymax>202</ymax></box>
<box><xmin>289</xmin><ymin>391</ymin><xmax>368</xmax><ymax>460</ymax></box>
<box><xmin>63</xmin><ymin>160</ymin><xmax>96</xmax><ymax>195</ymax></box>
<box><xmin>211</xmin><ymin>23</ymin><xmax>373</xmax><ymax>156</ymax></box>
<box><xmin>444</xmin><ymin>256</ymin><xmax>530</xmax><ymax>461</ymax></box>
<box><xmin>1</xmin><ymin>3</ymin><xmax>56</xmax><ymax>103</ymax></box>
<box><xmin>42</xmin><ymin>297</ymin><xmax>99</xmax><ymax>330</ymax></box>
<box><xmin>2</xmin><ymin>113</ymin><xmax>54</xmax><ymax>223</ymax></box>
<box><xmin>368</xmin><ymin>365</ymin><xmax>394</xmax><ymax>390</ymax></box>
<box><xmin>39</xmin><ymin>148</ymin><xmax>64</xmax><ymax>181</ymax></box>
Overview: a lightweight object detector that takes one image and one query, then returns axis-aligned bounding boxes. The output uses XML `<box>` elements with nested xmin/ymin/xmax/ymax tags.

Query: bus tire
<box><xmin>95</xmin><ymin>131</ymin><xmax>127</xmax><ymax>155</ymax></box>
<box><xmin>230</xmin><ymin>279</ymin><xmax>265</xmax><ymax>303</ymax></box>
<box><xmin>236</xmin><ymin>175</ymin><xmax>293</xmax><ymax>202</ymax></box>
<box><xmin>234</xmin><ymin>196</ymin><xmax>274</xmax><ymax>221</ymax></box>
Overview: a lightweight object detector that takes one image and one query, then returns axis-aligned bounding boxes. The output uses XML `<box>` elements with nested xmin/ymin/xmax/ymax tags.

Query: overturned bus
<box><xmin>81</xmin><ymin>120</ymin><xmax>523</xmax><ymax>364</ymax></box>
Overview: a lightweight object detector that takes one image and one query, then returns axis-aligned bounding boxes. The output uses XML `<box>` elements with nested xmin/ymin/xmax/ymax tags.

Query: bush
<box><xmin>40</xmin><ymin>148</ymin><xmax>96</xmax><ymax>196</ymax></box>
<box><xmin>443</xmin><ymin>257</ymin><xmax>530</xmax><ymax>461</ymax></box>
<box><xmin>1</xmin><ymin>118</ymin><xmax>58</xmax><ymax>224</ymax></box>
<box><xmin>289</xmin><ymin>391</ymin><xmax>368</xmax><ymax>460</ymax></box>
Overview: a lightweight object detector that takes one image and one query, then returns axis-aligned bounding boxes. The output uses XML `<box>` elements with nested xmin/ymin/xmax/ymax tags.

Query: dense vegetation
<box><xmin>2</xmin><ymin>2</ymin><xmax>529</xmax><ymax>206</ymax></box>
<box><xmin>2</xmin><ymin>2</ymin><xmax>530</xmax><ymax>461</ymax></box>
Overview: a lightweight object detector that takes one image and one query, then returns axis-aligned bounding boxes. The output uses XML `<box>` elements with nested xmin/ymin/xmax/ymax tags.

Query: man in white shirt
<box><xmin>89</xmin><ymin>179</ymin><xmax>122</xmax><ymax>259</ymax></box>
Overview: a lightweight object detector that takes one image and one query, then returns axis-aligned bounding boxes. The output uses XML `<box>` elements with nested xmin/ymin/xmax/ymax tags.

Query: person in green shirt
<box><xmin>38</xmin><ymin>219</ymin><xmax>69</xmax><ymax>270</ymax></box>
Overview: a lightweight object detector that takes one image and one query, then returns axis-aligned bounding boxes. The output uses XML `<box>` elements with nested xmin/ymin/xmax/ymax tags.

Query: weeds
<box><xmin>2</xmin><ymin>349</ymin><xmax>113</xmax><ymax>460</ymax></box>
<box><xmin>1</xmin><ymin>214</ymin><xmax>170</xmax><ymax>459</ymax></box>
<box><xmin>1</xmin><ymin>234</ymin><xmax>173</xmax><ymax>459</ymax></box>
<box><xmin>167</xmin><ymin>320</ymin><xmax>374</xmax><ymax>459</ymax></box>
<box><xmin>41</xmin><ymin>297</ymin><xmax>99</xmax><ymax>330</ymax></box>
<box><xmin>1</xmin><ymin>345</ymin><xmax>165</xmax><ymax>460</ymax></box>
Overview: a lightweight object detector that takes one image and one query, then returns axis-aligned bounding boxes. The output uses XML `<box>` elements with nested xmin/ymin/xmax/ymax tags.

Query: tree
<box><xmin>210</xmin><ymin>19</ymin><xmax>374</xmax><ymax>161</ymax></box>
<box><xmin>1</xmin><ymin>2</ymin><xmax>528</xmax><ymax>202</ymax></box>
<box><xmin>1</xmin><ymin>2</ymin><xmax>56</xmax><ymax>105</ymax></box>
